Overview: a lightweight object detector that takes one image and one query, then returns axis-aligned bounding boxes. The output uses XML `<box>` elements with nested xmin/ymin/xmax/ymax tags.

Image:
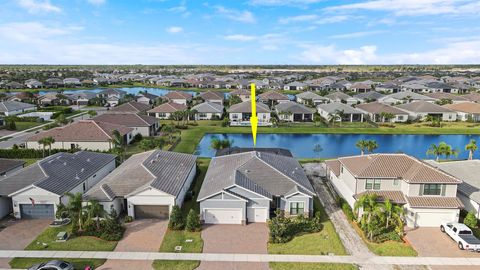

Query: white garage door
<box><xmin>247</xmin><ymin>207</ymin><xmax>268</xmax><ymax>223</ymax></box>
<box><xmin>415</xmin><ymin>211</ymin><xmax>456</xmax><ymax>227</ymax></box>
<box><xmin>204</xmin><ymin>209</ymin><xmax>242</xmax><ymax>224</ymax></box>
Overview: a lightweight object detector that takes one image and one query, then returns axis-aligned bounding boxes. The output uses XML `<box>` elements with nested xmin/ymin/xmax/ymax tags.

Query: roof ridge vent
<box><xmin>63</xmin><ymin>162</ymin><xmax>67</xmax><ymax>166</ymax></box>
<box><xmin>75</xmin><ymin>173</ymin><xmax>79</xmax><ymax>180</ymax></box>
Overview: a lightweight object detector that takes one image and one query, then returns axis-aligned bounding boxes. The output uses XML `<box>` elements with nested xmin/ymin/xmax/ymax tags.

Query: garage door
<box><xmin>20</xmin><ymin>204</ymin><xmax>54</xmax><ymax>219</ymax></box>
<box><xmin>134</xmin><ymin>205</ymin><xmax>169</xmax><ymax>219</ymax></box>
<box><xmin>204</xmin><ymin>209</ymin><xmax>242</xmax><ymax>224</ymax></box>
<box><xmin>247</xmin><ymin>208</ymin><xmax>268</xmax><ymax>223</ymax></box>
<box><xmin>415</xmin><ymin>211</ymin><xmax>456</xmax><ymax>227</ymax></box>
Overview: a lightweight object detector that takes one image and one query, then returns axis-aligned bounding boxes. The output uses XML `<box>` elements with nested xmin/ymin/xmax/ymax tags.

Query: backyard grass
<box><xmin>269</xmin><ymin>262</ymin><xmax>359</xmax><ymax>270</ymax></box>
<box><xmin>14</xmin><ymin>121</ymin><xmax>44</xmax><ymax>131</ymax></box>
<box><xmin>9</xmin><ymin>258</ymin><xmax>105</xmax><ymax>270</ymax></box>
<box><xmin>152</xmin><ymin>158</ymin><xmax>210</xmax><ymax>270</ymax></box>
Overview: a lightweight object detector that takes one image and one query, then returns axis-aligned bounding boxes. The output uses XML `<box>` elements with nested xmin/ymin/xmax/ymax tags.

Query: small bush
<box><xmin>124</xmin><ymin>216</ymin><xmax>134</xmax><ymax>223</ymax></box>
<box><xmin>342</xmin><ymin>203</ymin><xmax>354</xmax><ymax>221</ymax></box>
<box><xmin>268</xmin><ymin>210</ymin><xmax>323</xmax><ymax>243</ymax></box>
<box><xmin>464</xmin><ymin>211</ymin><xmax>478</xmax><ymax>229</ymax></box>
<box><xmin>168</xmin><ymin>205</ymin><xmax>184</xmax><ymax>230</ymax></box>
<box><xmin>185</xmin><ymin>209</ymin><xmax>201</xmax><ymax>232</ymax></box>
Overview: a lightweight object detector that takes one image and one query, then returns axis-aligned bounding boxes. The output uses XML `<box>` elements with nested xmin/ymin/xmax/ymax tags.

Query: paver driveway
<box><xmin>98</xmin><ymin>219</ymin><xmax>167</xmax><ymax>270</ymax></box>
<box><xmin>406</xmin><ymin>227</ymin><xmax>480</xmax><ymax>270</ymax></box>
<box><xmin>0</xmin><ymin>219</ymin><xmax>50</xmax><ymax>268</ymax></box>
<box><xmin>197</xmin><ymin>223</ymin><xmax>270</xmax><ymax>270</ymax></box>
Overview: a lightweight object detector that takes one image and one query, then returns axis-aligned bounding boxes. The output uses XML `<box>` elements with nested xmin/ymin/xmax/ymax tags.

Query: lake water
<box><xmin>195</xmin><ymin>133</ymin><xmax>480</xmax><ymax>159</ymax></box>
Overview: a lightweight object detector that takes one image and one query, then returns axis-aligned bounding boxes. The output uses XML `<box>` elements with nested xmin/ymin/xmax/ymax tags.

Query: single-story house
<box><xmin>258</xmin><ymin>90</ymin><xmax>290</xmax><ymax>106</ymax></box>
<box><xmin>350</xmin><ymin>82</ymin><xmax>372</xmax><ymax>93</ymax></box>
<box><xmin>0</xmin><ymin>159</ymin><xmax>25</xmax><ymax>177</ymax></box>
<box><xmin>164</xmin><ymin>91</ymin><xmax>193</xmax><ymax>105</ymax></box>
<box><xmin>197</xmin><ymin>150</ymin><xmax>316</xmax><ymax>224</ymax></box>
<box><xmin>106</xmin><ymin>96</ymin><xmax>120</xmax><ymax>107</ymax></box>
<box><xmin>229</xmin><ymin>89</ymin><xmax>251</xmax><ymax>102</ymax></box>
<box><xmin>424</xmin><ymin>92</ymin><xmax>469</xmax><ymax>104</ymax></box>
<box><xmin>191</xmin><ymin>102</ymin><xmax>224</xmax><ymax>120</ymax></box>
<box><xmin>198</xmin><ymin>91</ymin><xmax>224</xmax><ymax>105</ymax></box>
<box><xmin>97</xmin><ymin>89</ymin><xmax>127</xmax><ymax>99</ymax></box>
<box><xmin>148</xmin><ymin>102</ymin><xmax>187</xmax><ymax>119</ymax></box>
<box><xmin>426</xmin><ymin>160</ymin><xmax>480</xmax><ymax>219</ymax></box>
<box><xmin>443</xmin><ymin>102</ymin><xmax>480</xmax><ymax>122</ymax></box>
<box><xmin>324</xmin><ymin>91</ymin><xmax>360</xmax><ymax>105</ymax></box>
<box><xmin>68</xmin><ymin>91</ymin><xmax>98</xmax><ymax>106</ymax></box>
<box><xmin>275</xmin><ymin>101</ymin><xmax>314</xmax><ymax>122</ymax></box>
<box><xmin>317</xmin><ymin>102</ymin><xmax>365</xmax><ymax>122</ymax></box>
<box><xmin>83</xmin><ymin>150</ymin><xmax>197</xmax><ymax>219</ymax></box>
<box><xmin>356</xmin><ymin>102</ymin><xmax>409</xmax><ymax>123</ymax></box>
<box><xmin>108</xmin><ymin>101</ymin><xmax>151</xmax><ymax>114</ymax></box>
<box><xmin>63</xmin><ymin>78</ymin><xmax>81</xmax><ymax>86</ymax></box>
<box><xmin>227</xmin><ymin>100</ymin><xmax>271</xmax><ymax>126</ymax></box>
<box><xmin>38</xmin><ymin>93</ymin><xmax>73</xmax><ymax>106</ymax></box>
<box><xmin>462</xmin><ymin>93</ymin><xmax>480</xmax><ymax>103</ymax></box>
<box><xmin>284</xmin><ymin>81</ymin><xmax>307</xmax><ymax>91</ymax></box>
<box><xmin>93</xmin><ymin>113</ymin><xmax>159</xmax><ymax>137</ymax></box>
<box><xmin>0</xmin><ymin>151</ymin><xmax>115</xmax><ymax>219</ymax></box>
<box><xmin>26</xmin><ymin>120</ymin><xmax>134</xmax><ymax>151</ymax></box>
<box><xmin>136</xmin><ymin>92</ymin><xmax>160</xmax><ymax>105</ymax></box>
<box><xmin>378</xmin><ymin>91</ymin><xmax>436</xmax><ymax>105</ymax></box>
<box><xmin>396</xmin><ymin>101</ymin><xmax>457</xmax><ymax>121</ymax></box>
<box><xmin>295</xmin><ymin>91</ymin><xmax>329</xmax><ymax>106</ymax></box>
<box><xmin>326</xmin><ymin>154</ymin><xmax>463</xmax><ymax>227</ymax></box>
<box><xmin>0</xmin><ymin>101</ymin><xmax>37</xmax><ymax>116</ymax></box>
<box><xmin>353</xmin><ymin>91</ymin><xmax>385</xmax><ymax>103</ymax></box>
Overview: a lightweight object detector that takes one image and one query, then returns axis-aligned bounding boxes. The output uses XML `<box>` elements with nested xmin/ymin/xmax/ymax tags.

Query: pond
<box><xmin>194</xmin><ymin>133</ymin><xmax>480</xmax><ymax>159</ymax></box>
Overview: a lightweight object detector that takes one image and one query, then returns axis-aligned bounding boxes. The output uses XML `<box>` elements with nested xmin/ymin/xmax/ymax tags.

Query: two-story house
<box><xmin>325</xmin><ymin>154</ymin><xmax>463</xmax><ymax>228</ymax></box>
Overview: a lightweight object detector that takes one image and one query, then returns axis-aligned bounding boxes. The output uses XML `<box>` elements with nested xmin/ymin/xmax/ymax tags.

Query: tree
<box><xmin>168</xmin><ymin>205</ymin><xmax>184</xmax><ymax>230</ymax></box>
<box><xmin>162</xmin><ymin>124</ymin><xmax>176</xmax><ymax>143</ymax></box>
<box><xmin>356</xmin><ymin>139</ymin><xmax>369</xmax><ymax>155</ymax></box>
<box><xmin>170</xmin><ymin>111</ymin><xmax>185</xmax><ymax>126</ymax></box>
<box><xmin>313</xmin><ymin>113</ymin><xmax>322</xmax><ymax>127</ymax></box>
<box><xmin>379</xmin><ymin>112</ymin><xmax>395</xmax><ymax>122</ymax></box>
<box><xmin>383</xmin><ymin>199</ymin><xmax>404</xmax><ymax>230</ymax></box>
<box><xmin>85</xmin><ymin>200</ymin><xmax>105</xmax><ymax>230</ymax></box>
<box><xmin>269</xmin><ymin>116</ymin><xmax>278</xmax><ymax>127</ymax></box>
<box><xmin>139</xmin><ymin>138</ymin><xmax>157</xmax><ymax>152</ymax></box>
<box><xmin>354</xmin><ymin>193</ymin><xmax>384</xmax><ymax>241</ymax></box>
<box><xmin>38</xmin><ymin>136</ymin><xmax>55</xmax><ymax>157</ymax></box>
<box><xmin>426</xmin><ymin>142</ymin><xmax>444</xmax><ymax>161</ymax></box>
<box><xmin>313</xmin><ymin>143</ymin><xmax>323</xmax><ymax>160</ymax></box>
<box><xmin>228</xmin><ymin>95</ymin><xmax>242</xmax><ymax>106</ymax></box>
<box><xmin>466</xmin><ymin>139</ymin><xmax>478</xmax><ymax>160</ymax></box>
<box><xmin>210</xmin><ymin>137</ymin><xmax>232</xmax><ymax>150</ymax></box>
<box><xmin>55</xmin><ymin>113</ymin><xmax>69</xmax><ymax>126</ymax></box>
<box><xmin>185</xmin><ymin>209</ymin><xmax>201</xmax><ymax>232</ymax></box>
<box><xmin>87</xmin><ymin>110</ymin><xmax>97</xmax><ymax>118</ymax></box>
<box><xmin>366</xmin><ymin>140</ymin><xmax>378</xmax><ymax>154</ymax></box>
<box><xmin>464</xmin><ymin>211</ymin><xmax>478</xmax><ymax>229</ymax></box>
<box><xmin>63</xmin><ymin>193</ymin><xmax>85</xmax><ymax>232</ymax></box>
<box><xmin>110</xmin><ymin>130</ymin><xmax>126</xmax><ymax>162</ymax></box>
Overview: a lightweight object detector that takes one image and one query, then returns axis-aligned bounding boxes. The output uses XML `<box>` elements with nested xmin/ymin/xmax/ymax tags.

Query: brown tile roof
<box><xmin>424</xmin><ymin>92</ymin><xmax>469</xmax><ymax>101</ymax></box>
<box><xmin>396</xmin><ymin>101</ymin><xmax>455</xmax><ymax>113</ymax></box>
<box><xmin>227</xmin><ymin>100</ymin><xmax>270</xmax><ymax>113</ymax></box>
<box><xmin>258</xmin><ymin>90</ymin><xmax>289</xmax><ymax>101</ymax></box>
<box><xmin>356</xmin><ymin>102</ymin><xmax>408</xmax><ymax>115</ymax></box>
<box><xmin>406</xmin><ymin>196</ymin><xmax>464</xmax><ymax>209</ymax></box>
<box><xmin>354</xmin><ymin>190</ymin><xmax>407</xmax><ymax>204</ymax></box>
<box><xmin>325</xmin><ymin>159</ymin><xmax>341</xmax><ymax>176</ymax></box>
<box><xmin>338</xmin><ymin>154</ymin><xmax>461</xmax><ymax>184</ymax></box>
<box><xmin>93</xmin><ymin>113</ymin><xmax>158</xmax><ymax>127</ymax></box>
<box><xmin>199</xmin><ymin>91</ymin><xmax>224</xmax><ymax>101</ymax></box>
<box><xmin>443</xmin><ymin>102</ymin><xmax>480</xmax><ymax>114</ymax></box>
<box><xmin>461</xmin><ymin>93</ymin><xmax>480</xmax><ymax>103</ymax></box>
<box><xmin>28</xmin><ymin>120</ymin><xmax>133</xmax><ymax>142</ymax></box>
<box><xmin>109</xmin><ymin>101</ymin><xmax>151</xmax><ymax>114</ymax></box>
<box><xmin>148</xmin><ymin>102</ymin><xmax>187</xmax><ymax>113</ymax></box>
<box><xmin>230</xmin><ymin>89</ymin><xmax>250</xmax><ymax>96</ymax></box>
<box><xmin>165</xmin><ymin>91</ymin><xmax>192</xmax><ymax>100</ymax></box>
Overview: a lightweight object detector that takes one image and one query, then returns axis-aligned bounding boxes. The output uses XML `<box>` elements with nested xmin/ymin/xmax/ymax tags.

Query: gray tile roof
<box><xmin>275</xmin><ymin>101</ymin><xmax>314</xmax><ymax>114</ymax></box>
<box><xmin>354</xmin><ymin>91</ymin><xmax>385</xmax><ymax>100</ymax></box>
<box><xmin>0</xmin><ymin>159</ymin><xmax>25</xmax><ymax>175</ymax></box>
<box><xmin>227</xmin><ymin>100</ymin><xmax>270</xmax><ymax>113</ymax></box>
<box><xmin>296</xmin><ymin>91</ymin><xmax>325</xmax><ymax>100</ymax></box>
<box><xmin>84</xmin><ymin>150</ymin><xmax>197</xmax><ymax>201</ymax></box>
<box><xmin>197</xmin><ymin>151</ymin><xmax>315</xmax><ymax>201</ymax></box>
<box><xmin>0</xmin><ymin>151</ymin><xmax>116</xmax><ymax>196</ymax></box>
<box><xmin>0</xmin><ymin>101</ymin><xmax>36</xmax><ymax>113</ymax></box>
<box><xmin>192</xmin><ymin>102</ymin><xmax>224</xmax><ymax>113</ymax></box>
<box><xmin>317</xmin><ymin>102</ymin><xmax>364</xmax><ymax>114</ymax></box>
<box><xmin>396</xmin><ymin>101</ymin><xmax>455</xmax><ymax>113</ymax></box>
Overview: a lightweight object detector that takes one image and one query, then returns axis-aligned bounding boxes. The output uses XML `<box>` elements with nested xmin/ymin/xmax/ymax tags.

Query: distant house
<box><xmin>443</xmin><ymin>102</ymin><xmax>480</xmax><ymax>122</ymax></box>
<box><xmin>93</xmin><ymin>113</ymin><xmax>159</xmax><ymax>137</ymax></box>
<box><xmin>5</xmin><ymin>82</ymin><xmax>23</xmax><ymax>89</ymax></box>
<box><xmin>164</xmin><ymin>91</ymin><xmax>193</xmax><ymax>105</ymax></box>
<box><xmin>67</xmin><ymin>91</ymin><xmax>97</xmax><ymax>106</ymax></box>
<box><xmin>84</xmin><ymin>150</ymin><xmax>197</xmax><ymax>219</ymax></box>
<box><xmin>324</xmin><ymin>91</ymin><xmax>360</xmax><ymax>105</ymax></box>
<box><xmin>0</xmin><ymin>101</ymin><xmax>37</xmax><ymax>116</ymax></box>
<box><xmin>397</xmin><ymin>101</ymin><xmax>457</xmax><ymax>121</ymax></box>
<box><xmin>25</xmin><ymin>79</ymin><xmax>43</xmax><ymax>89</ymax></box>
<box><xmin>378</xmin><ymin>91</ymin><xmax>436</xmax><ymax>105</ymax></box>
<box><xmin>97</xmin><ymin>89</ymin><xmax>127</xmax><ymax>100</ymax></box>
<box><xmin>258</xmin><ymin>90</ymin><xmax>290</xmax><ymax>106</ymax></box>
<box><xmin>227</xmin><ymin>100</ymin><xmax>271</xmax><ymax>126</ymax></box>
<box><xmin>376</xmin><ymin>82</ymin><xmax>401</xmax><ymax>93</ymax></box>
<box><xmin>45</xmin><ymin>78</ymin><xmax>64</xmax><ymax>88</ymax></box>
<box><xmin>191</xmin><ymin>102</ymin><xmax>224</xmax><ymax>120</ymax></box>
<box><xmin>229</xmin><ymin>89</ymin><xmax>251</xmax><ymax>102</ymax></box>
<box><xmin>0</xmin><ymin>151</ymin><xmax>116</xmax><ymax>219</ymax></box>
<box><xmin>356</xmin><ymin>102</ymin><xmax>409</xmax><ymax>123</ymax></box>
<box><xmin>106</xmin><ymin>96</ymin><xmax>120</xmax><ymax>107</ymax></box>
<box><xmin>296</xmin><ymin>91</ymin><xmax>329</xmax><ymax>106</ymax></box>
<box><xmin>275</xmin><ymin>101</ymin><xmax>314</xmax><ymax>122</ymax></box>
<box><xmin>63</xmin><ymin>78</ymin><xmax>82</xmax><ymax>86</ymax></box>
<box><xmin>136</xmin><ymin>92</ymin><xmax>160</xmax><ymax>105</ymax></box>
<box><xmin>197</xmin><ymin>150</ymin><xmax>316</xmax><ymax>224</ymax></box>
<box><xmin>38</xmin><ymin>92</ymin><xmax>73</xmax><ymax>106</ymax></box>
<box><xmin>423</xmin><ymin>92</ymin><xmax>469</xmax><ymax>104</ymax></box>
<box><xmin>283</xmin><ymin>81</ymin><xmax>307</xmax><ymax>91</ymax></box>
<box><xmin>26</xmin><ymin>120</ymin><xmax>134</xmax><ymax>151</ymax></box>
<box><xmin>353</xmin><ymin>91</ymin><xmax>385</xmax><ymax>103</ymax></box>
<box><xmin>350</xmin><ymin>82</ymin><xmax>372</xmax><ymax>93</ymax></box>
<box><xmin>198</xmin><ymin>91</ymin><xmax>224</xmax><ymax>104</ymax></box>
<box><xmin>0</xmin><ymin>159</ymin><xmax>25</xmax><ymax>177</ymax></box>
<box><xmin>317</xmin><ymin>103</ymin><xmax>364</xmax><ymax>122</ymax></box>
<box><xmin>108</xmin><ymin>101</ymin><xmax>151</xmax><ymax>114</ymax></box>
<box><xmin>148</xmin><ymin>102</ymin><xmax>187</xmax><ymax>119</ymax></box>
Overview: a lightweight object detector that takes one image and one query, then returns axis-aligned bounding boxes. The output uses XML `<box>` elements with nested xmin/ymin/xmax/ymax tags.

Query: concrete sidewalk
<box><xmin>0</xmin><ymin>250</ymin><xmax>480</xmax><ymax>267</ymax></box>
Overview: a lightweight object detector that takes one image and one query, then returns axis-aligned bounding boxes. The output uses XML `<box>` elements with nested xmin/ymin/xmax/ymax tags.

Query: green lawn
<box><xmin>14</xmin><ymin>121</ymin><xmax>44</xmax><ymax>131</ymax></box>
<box><xmin>268</xmin><ymin>198</ymin><xmax>347</xmax><ymax>256</ymax></box>
<box><xmin>152</xmin><ymin>158</ymin><xmax>210</xmax><ymax>270</ymax></box>
<box><xmin>270</xmin><ymin>262</ymin><xmax>358</xmax><ymax>270</ymax></box>
<box><xmin>22</xmin><ymin>158</ymin><xmax>41</xmax><ymax>166</ymax></box>
<box><xmin>9</xmin><ymin>258</ymin><xmax>105</xmax><ymax>270</ymax></box>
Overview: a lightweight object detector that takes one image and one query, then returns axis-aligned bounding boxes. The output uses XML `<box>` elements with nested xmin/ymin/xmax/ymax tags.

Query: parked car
<box><xmin>440</xmin><ymin>222</ymin><xmax>480</xmax><ymax>251</ymax></box>
<box><xmin>28</xmin><ymin>260</ymin><xmax>74</xmax><ymax>270</ymax></box>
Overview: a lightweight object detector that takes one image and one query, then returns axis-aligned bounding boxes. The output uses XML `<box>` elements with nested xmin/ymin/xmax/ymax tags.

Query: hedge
<box><xmin>0</xmin><ymin>148</ymin><xmax>74</xmax><ymax>159</ymax></box>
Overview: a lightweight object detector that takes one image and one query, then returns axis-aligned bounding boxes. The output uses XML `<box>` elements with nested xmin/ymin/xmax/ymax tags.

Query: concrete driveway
<box><xmin>98</xmin><ymin>219</ymin><xmax>167</xmax><ymax>270</ymax></box>
<box><xmin>0</xmin><ymin>219</ymin><xmax>50</xmax><ymax>268</ymax></box>
<box><xmin>197</xmin><ymin>223</ymin><xmax>270</xmax><ymax>270</ymax></box>
<box><xmin>405</xmin><ymin>227</ymin><xmax>480</xmax><ymax>270</ymax></box>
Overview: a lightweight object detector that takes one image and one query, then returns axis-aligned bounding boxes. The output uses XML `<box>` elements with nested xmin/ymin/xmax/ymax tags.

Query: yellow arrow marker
<box><xmin>250</xmin><ymin>83</ymin><xmax>258</xmax><ymax>146</ymax></box>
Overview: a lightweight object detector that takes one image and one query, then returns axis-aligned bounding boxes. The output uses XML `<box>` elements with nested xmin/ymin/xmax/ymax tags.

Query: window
<box><xmin>290</xmin><ymin>202</ymin><xmax>304</xmax><ymax>215</ymax></box>
<box><xmin>423</xmin><ymin>184</ymin><xmax>442</xmax><ymax>195</ymax></box>
<box><xmin>341</xmin><ymin>166</ymin><xmax>344</xmax><ymax>173</ymax></box>
<box><xmin>159</xmin><ymin>113</ymin><xmax>166</xmax><ymax>117</ymax></box>
<box><xmin>199</xmin><ymin>113</ymin><xmax>207</xmax><ymax>118</ymax></box>
<box><xmin>83</xmin><ymin>183</ymin><xmax>86</xmax><ymax>191</ymax></box>
<box><xmin>365</xmin><ymin>179</ymin><xmax>381</xmax><ymax>190</ymax></box>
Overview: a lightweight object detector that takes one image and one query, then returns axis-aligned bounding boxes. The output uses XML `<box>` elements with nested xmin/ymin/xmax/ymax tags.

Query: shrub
<box><xmin>221</xmin><ymin>118</ymin><xmax>229</xmax><ymax>127</ymax></box>
<box><xmin>464</xmin><ymin>211</ymin><xmax>478</xmax><ymax>229</ymax></box>
<box><xmin>124</xmin><ymin>216</ymin><xmax>134</xmax><ymax>223</ymax></box>
<box><xmin>82</xmin><ymin>218</ymin><xmax>125</xmax><ymax>241</ymax></box>
<box><xmin>268</xmin><ymin>210</ymin><xmax>323</xmax><ymax>243</ymax></box>
<box><xmin>185</xmin><ymin>209</ymin><xmax>201</xmax><ymax>232</ymax></box>
<box><xmin>133</xmin><ymin>133</ymin><xmax>143</xmax><ymax>143</ymax></box>
<box><xmin>7</xmin><ymin>121</ymin><xmax>16</xmax><ymax>131</ymax></box>
<box><xmin>168</xmin><ymin>205</ymin><xmax>184</xmax><ymax>230</ymax></box>
<box><xmin>342</xmin><ymin>202</ymin><xmax>355</xmax><ymax>221</ymax></box>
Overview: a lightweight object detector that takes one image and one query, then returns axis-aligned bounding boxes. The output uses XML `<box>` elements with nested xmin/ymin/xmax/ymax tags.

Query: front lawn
<box><xmin>9</xmin><ymin>258</ymin><xmax>105</xmax><ymax>270</ymax></box>
<box><xmin>270</xmin><ymin>262</ymin><xmax>358</xmax><ymax>270</ymax></box>
<box><xmin>14</xmin><ymin>121</ymin><xmax>44</xmax><ymax>131</ymax></box>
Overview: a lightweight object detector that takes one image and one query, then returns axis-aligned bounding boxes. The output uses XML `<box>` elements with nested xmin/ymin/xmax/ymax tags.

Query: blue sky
<box><xmin>0</xmin><ymin>0</ymin><xmax>480</xmax><ymax>64</ymax></box>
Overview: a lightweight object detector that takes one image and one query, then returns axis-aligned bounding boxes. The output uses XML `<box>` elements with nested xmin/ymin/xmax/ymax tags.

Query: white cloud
<box><xmin>330</xmin><ymin>30</ymin><xmax>386</xmax><ymax>39</ymax></box>
<box><xmin>167</xmin><ymin>1</ymin><xmax>190</xmax><ymax>18</ymax></box>
<box><xmin>279</xmin><ymin>14</ymin><xmax>350</xmax><ymax>25</ymax></box>
<box><xmin>279</xmin><ymin>15</ymin><xmax>318</xmax><ymax>24</ymax></box>
<box><xmin>0</xmin><ymin>22</ymin><xmax>81</xmax><ymax>42</ymax></box>
<box><xmin>299</xmin><ymin>44</ymin><xmax>378</xmax><ymax>64</ymax></box>
<box><xmin>224</xmin><ymin>34</ymin><xmax>257</xmax><ymax>41</ymax></box>
<box><xmin>250</xmin><ymin>0</ymin><xmax>323</xmax><ymax>6</ymax></box>
<box><xmin>17</xmin><ymin>0</ymin><xmax>61</xmax><ymax>14</ymax></box>
<box><xmin>214</xmin><ymin>6</ymin><xmax>256</xmax><ymax>23</ymax></box>
<box><xmin>326</xmin><ymin>0</ymin><xmax>480</xmax><ymax>16</ymax></box>
<box><xmin>316</xmin><ymin>15</ymin><xmax>350</xmax><ymax>24</ymax></box>
<box><xmin>87</xmin><ymin>0</ymin><xmax>106</xmax><ymax>5</ymax></box>
<box><xmin>166</xmin><ymin>26</ymin><xmax>183</xmax><ymax>34</ymax></box>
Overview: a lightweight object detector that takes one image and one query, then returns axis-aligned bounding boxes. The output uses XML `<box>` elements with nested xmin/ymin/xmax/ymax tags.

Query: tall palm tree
<box><xmin>64</xmin><ymin>193</ymin><xmax>85</xmax><ymax>231</ymax></box>
<box><xmin>356</xmin><ymin>139</ymin><xmax>369</xmax><ymax>155</ymax></box>
<box><xmin>38</xmin><ymin>136</ymin><xmax>55</xmax><ymax>157</ymax></box>
<box><xmin>162</xmin><ymin>124</ymin><xmax>175</xmax><ymax>143</ymax></box>
<box><xmin>444</xmin><ymin>144</ymin><xmax>459</xmax><ymax>160</ymax></box>
<box><xmin>383</xmin><ymin>199</ymin><xmax>404</xmax><ymax>230</ymax></box>
<box><xmin>426</xmin><ymin>143</ymin><xmax>444</xmax><ymax>161</ymax></box>
<box><xmin>366</xmin><ymin>140</ymin><xmax>378</xmax><ymax>154</ymax></box>
<box><xmin>110</xmin><ymin>130</ymin><xmax>125</xmax><ymax>162</ymax></box>
<box><xmin>466</xmin><ymin>139</ymin><xmax>478</xmax><ymax>160</ymax></box>
<box><xmin>85</xmin><ymin>200</ymin><xmax>105</xmax><ymax>230</ymax></box>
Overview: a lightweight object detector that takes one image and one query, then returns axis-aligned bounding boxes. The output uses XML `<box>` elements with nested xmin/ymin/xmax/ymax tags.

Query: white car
<box><xmin>440</xmin><ymin>222</ymin><xmax>480</xmax><ymax>251</ymax></box>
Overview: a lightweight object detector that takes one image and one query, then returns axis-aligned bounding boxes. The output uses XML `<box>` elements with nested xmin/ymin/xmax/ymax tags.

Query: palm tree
<box><xmin>355</xmin><ymin>193</ymin><xmax>383</xmax><ymax>241</ymax></box>
<box><xmin>426</xmin><ymin>143</ymin><xmax>444</xmax><ymax>161</ymax></box>
<box><xmin>38</xmin><ymin>136</ymin><xmax>55</xmax><ymax>157</ymax></box>
<box><xmin>313</xmin><ymin>113</ymin><xmax>322</xmax><ymax>127</ymax></box>
<box><xmin>162</xmin><ymin>124</ymin><xmax>176</xmax><ymax>143</ymax></box>
<box><xmin>110</xmin><ymin>130</ymin><xmax>125</xmax><ymax>162</ymax></box>
<box><xmin>85</xmin><ymin>200</ymin><xmax>105</xmax><ymax>230</ymax></box>
<box><xmin>64</xmin><ymin>193</ymin><xmax>85</xmax><ymax>231</ymax></box>
<box><xmin>466</xmin><ymin>139</ymin><xmax>478</xmax><ymax>160</ymax></box>
<box><xmin>383</xmin><ymin>199</ymin><xmax>404</xmax><ymax>230</ymax></box>
<box><xmin>366</xmin><ymin>140</ymin><xmax>378</xmax><ymax>154</ymax></box>
<box><xmin>444</xmin><ymin>144</ymin><xmax>459</xmax><ymax>160</ymax></box>
<box><xmin>356</xmin><ymin>139</ymin><xmax>369</xmax><ymax>155</ymax></box>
